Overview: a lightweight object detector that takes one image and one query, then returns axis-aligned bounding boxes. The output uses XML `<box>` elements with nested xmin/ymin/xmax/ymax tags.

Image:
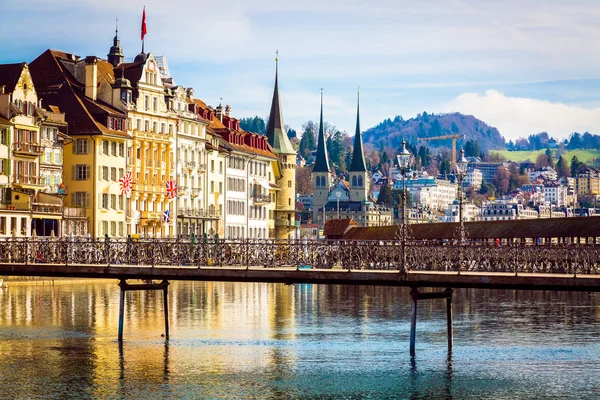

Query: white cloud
<box><xmin>443</xmin><ymin>90</ymin><xmax>600</xmax><ymax>140</ymax></box>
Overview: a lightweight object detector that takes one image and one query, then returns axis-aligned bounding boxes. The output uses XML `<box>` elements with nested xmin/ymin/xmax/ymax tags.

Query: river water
<box><xmin>0</xmin><ymin>280</ymin><xmax>598</xmax><ymax>399</ymax></box>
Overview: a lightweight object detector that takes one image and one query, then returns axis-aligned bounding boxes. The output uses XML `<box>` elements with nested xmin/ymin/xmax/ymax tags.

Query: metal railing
<box><xmin>13</xmin><ymin>142</ymin><xmax>44</xmax><ymax>155</ymax></box>
<box><xmin>179</xmin><ymin>208</ymin><xmax>221</xmax><ymax>218</ymax></box>
<box><xmin>0</xmin><ymin>238</ymin><xmax>597</xmax><ymax>275</ymax></box>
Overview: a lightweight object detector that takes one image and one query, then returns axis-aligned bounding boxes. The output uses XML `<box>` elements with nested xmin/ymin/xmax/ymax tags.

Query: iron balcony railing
<box><xmin>179</xmin><ymin>208</ymin><xmax>221</xmax><ymax>218</ymax></box>
<box><xmin>0</xmin><ymin>238</ymin><xmax>597</xmax><ymax>275</ymax></box>
<box><xmin>13</xmin><ymin>142</ymin><xmax>44</xmax><ymax>156</ymax></box>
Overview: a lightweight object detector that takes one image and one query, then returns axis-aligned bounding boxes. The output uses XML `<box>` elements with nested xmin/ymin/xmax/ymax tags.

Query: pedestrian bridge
<box><xmin>0</xmin><ymin>237</ymin><xmax>597</xmax><ymax>350</ymax></box>
<box><xmin>0</xmin><ymin>238</ymin><xmax>597</xmax><ymax>291</ymax></box>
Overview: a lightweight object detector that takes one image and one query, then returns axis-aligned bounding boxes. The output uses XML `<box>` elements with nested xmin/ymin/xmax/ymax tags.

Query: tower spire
<box><xmin>107</xmin><ymin>18</ymin><xmax>125</xmax><ymax>67</ymax></box>
<box><xmin>312</xmin><ymin>88</ymin><xmax>331</xmax><ymax>173</ymax></box>
<box><xmin>265</xmin><ymin>51</ymin><xmax>295</xmax><ymax>155</ymax></box>
<box><xmin>349</xmin><ymin>86</ymin><xmax>367</xmax><ymax>172</ymax></box>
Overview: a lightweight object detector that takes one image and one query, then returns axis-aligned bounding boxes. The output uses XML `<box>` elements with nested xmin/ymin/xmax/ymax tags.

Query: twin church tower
<box><xmin>312</xmin><ymin>91</ymin><xmax>391</xmax><ymax>228</ymax></box>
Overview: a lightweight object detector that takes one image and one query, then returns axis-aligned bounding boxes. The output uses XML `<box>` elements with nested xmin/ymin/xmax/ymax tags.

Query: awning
<box><xmin>32</xmin><ymin>214</ymin><xmax>62</xmax><ymax>220</ymax></box>
<box><xmin>254</xmin><ymin>179</ymin><xmax>271</xmax><ymax>191</ymax></box>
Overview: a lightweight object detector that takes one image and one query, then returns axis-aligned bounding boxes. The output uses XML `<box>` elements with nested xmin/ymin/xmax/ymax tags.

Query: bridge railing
<box><xmin>0</xmin><ymin>238</ymin><xmax>598</xmax><ymax>275</ymax></box>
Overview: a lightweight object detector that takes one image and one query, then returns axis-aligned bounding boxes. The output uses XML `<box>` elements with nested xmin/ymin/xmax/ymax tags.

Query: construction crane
<box><xmin>417</xmin><ymin>134</ymin><xmax>465</xmax><ymax>163</ymax></box>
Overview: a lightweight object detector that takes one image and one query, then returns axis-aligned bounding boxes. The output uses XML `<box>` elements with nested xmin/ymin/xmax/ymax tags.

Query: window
<box><xmin>211</xmin><ymin>160</ymin><xmax>214</xmax><ymax>172</ymax></box>
<box><xmin>153</xmin><ymin>97</ymin><xmax>157</xmax><ymax>111</ymax></box>
<box><xmin>219</xmin><ymin>161</ymin><xmax>223</xmax><ymax>173</ymax></box>
<box><xmin>74</xmin><ymin>192</ymin><xmax>90</xmax><ymax>208</ymax></box>
<box><xmin>111</xmin><ymin>142</ymin><xmax>117</xmax><ymax>156</ymax></box>
<box><xmin>111</xmin><ymin>167</ymin><xmax>117</xmax><ymax>181</ymax></box>
<box><xmin>210</xmin><ymin>181</ymin><xmax>214</xmax><ymax>193</ymax></box>
<box><xmin>110</xmin><ymin>194</ymin><xmax>117</xmax><ymax>209</ymax></box>
<box><xmin>101</xmin><ymin>193</ymin><xmax>108</xmax><ymax>209</ymax></box>
<box><xmin>118</xmin><ymin>143</ymin><xmax>124</xmax><ymax>157</ymax></box>
<box><xmin>144</xmin><ymin>95</ymin><xmax>149</xmax><ymax>110</ymax></box>
<box><xmin>153</xmin><ymin>122</ymin><xmax>157</xmax><ymax>133</ymax></box>
<box><xmin>288</xmin><ymin>180</ymin><xmax>292</xmax><ymax>188</ymax></box>
<box><xmin>144</xmin><ymin>120</ymin><xmax>150</xmax><ymax>132</ymax></box>
<box><xmin>75</xmin><ymin>139</ymin><xmax>89</xmax><ymax>154</ymax></box>
<box><xmin>136</xmin><ymin>119</ymin><xmax>142</xmax><ymax>131</ymax></box>
<box><xmin>0</xmin><ymin>129</ymin><xmax>7</xmax><ymax>145</ymax></box>
<box><xmin>101</xmin><ymin>140</ymin><xmax>108</xmax><ymax>155</ymax></box>
<box><xmin>73</xmin><ymin>165</ymin><xmax>91</xmax><ymax>180</ymax></box>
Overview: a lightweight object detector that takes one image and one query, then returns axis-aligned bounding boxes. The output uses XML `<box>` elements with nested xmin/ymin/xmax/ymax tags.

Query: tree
<box><xmin>377</xmin><ymin>180</ymin><xmax>394</xmax><ymax>207</ymax></box>
<box><xmin>295</xmin><ymin>166</ymin><xmax>313</xmax><ymax>195</ymax></box>
<box><xmin>494</xmin><ymin>166</ymin><xmax>511</xmax><ymax>194</ymax></box>
<box><xmin>298</xmin><ymin>121</ymin><xmax>317</xmax><ymax>160</ymax></box>
<box><xmin>287</xmin><ymin>128</ymin><xmax>297</xmax><ymax>139</ymax></box>
<box><xmin>440</xmin><ymin>159</ymin><xmax>451</xmax><ymax>177</ymax></box>
<box><xmin>556</xmin><ymin>155</ymin><xmax>570</xmax><ymax>178</ymax></box>
<box><xmin>571</xmin><ymin>156</ymin><xmax>583</xmax><ymax>177</ymax></box>
<box><xmin>464</xmin><ymin>139</ymin><xmax>481</xmax><ymax>158</ymax></box>
<box><xmin>240</xmin><ymin>116</ymin><xmax>267</xmax><ymax>134</ymax></box>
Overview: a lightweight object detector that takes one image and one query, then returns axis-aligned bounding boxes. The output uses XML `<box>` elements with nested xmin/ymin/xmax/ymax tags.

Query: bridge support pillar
<box><xmin>117</xmin><ymin>279</ymin><xmax>170</xmax><ymax>342</ymax></box>
<box><xmin>409</xmin><ymin>287</ymin><xmax>454</xmax><ymax>355</ymax></box>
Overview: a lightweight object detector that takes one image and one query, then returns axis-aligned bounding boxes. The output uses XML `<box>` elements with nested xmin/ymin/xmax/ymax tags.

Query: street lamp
<box><xmin>335</xmin><ymin>191</ymin><xmax>342</xmax><ymax>219</ymax></box>
<box><xmin>454</xmin><ymin>149</ymin><xmax>468</xmax><ymax>242</ymax></box>
<box><xmin>396</xmin><ymin>140</ymin><xmax>412</xmax><ymax>273</ymax></box>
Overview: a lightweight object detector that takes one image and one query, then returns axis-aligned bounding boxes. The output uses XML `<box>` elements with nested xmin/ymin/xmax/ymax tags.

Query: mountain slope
<box><xmin>362</xmin><ymin>112</ymin><xmax>505</xmax><ymax>153</ymax></box>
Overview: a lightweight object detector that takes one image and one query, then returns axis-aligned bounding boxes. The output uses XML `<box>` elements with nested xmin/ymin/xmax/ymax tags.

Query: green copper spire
<box><xmin>349</xmin><ymin>88</ymin><xmax>367</xmax><ymax>172</ymax></box>
<box><xmin>312</xmin><ymin>89</ymin><xmax>331</xmax><ymax>173</ymax></box>
<box><xmin>266</xmin><ymin>51</ymin><xmax>295</xmax><ymax>155</ymax></box>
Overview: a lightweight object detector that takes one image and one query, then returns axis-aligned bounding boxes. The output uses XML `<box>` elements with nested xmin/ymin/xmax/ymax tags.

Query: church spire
<box><xmin>349</xmin><ymin>87</ymin><xmax>367</xmax><ymax>172</ymax></box>
<box><xmin>266</xmin><ymin>51</ymin><xmax>295</xmax><ymax>155</ymax></box>
<box><xmin>107</xmin><ymin>18</ymin><xmax>124</xmax><ymax>67</ymax></box>
<box><xmin>312</xmin><ymin>89</ymin><xmax>331</xmax><ymax>173</ymax></box>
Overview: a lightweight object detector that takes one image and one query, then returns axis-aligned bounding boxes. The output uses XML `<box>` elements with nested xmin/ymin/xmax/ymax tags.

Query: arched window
<box><xmin>352</xmin><ymin>176</ymin><xmax>357</xmax><ymax>186</ymax></box>
<box><xmin>358</xmin><ymin>176</ymin><xmax>363</xmax><ymax>187</ymax></box>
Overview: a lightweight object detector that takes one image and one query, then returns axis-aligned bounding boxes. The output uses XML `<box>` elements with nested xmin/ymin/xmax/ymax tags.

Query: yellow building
<box><xmin>0</xmin><ymin>62</ymin><xmax>67</xmax><ymax>236</ymax></box>
<box><xmin>30</xmin><ymin>50</ymin><xmax>129</xmax><ymax>238</ymax></box>
<box><xmin>118</xmin><ymin>52</ymin><xmax>177</xmax><ymax>238</ymax></box>
<box><xmin>576</xmin><ymin>170</ymin><xmax>600</xmax><ymax>197</ymax></box>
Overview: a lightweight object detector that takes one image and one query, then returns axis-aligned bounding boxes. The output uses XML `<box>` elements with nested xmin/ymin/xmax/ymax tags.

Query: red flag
<box><xmin>531</xmin><ymin>185</ymin><xmax>535</xmax><ymax>195</ymax></box>
<box><xmin>141</xmin><ymin>7</ymin><xmax>147</xmax><ymax>41</ymax></box>
<box><xmin>166</xmin><ymin>180</ymin><xmax>177</xmax><ymax>199</ymax></box>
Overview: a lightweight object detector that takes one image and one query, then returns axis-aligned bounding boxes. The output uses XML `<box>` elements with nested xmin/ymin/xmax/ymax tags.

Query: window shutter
<box><xmin>85</xmin><ymin>165</ymin><xmax>90</xmax><ymax>180</ymax></box>
<box><xmin>72</xmin><ymin>165</ymin><xmax>77</xmax><ymax>180</ymax></box>
<box><xmin>85</xmin><ymin>193</ymin><xmax>90</xmax><ymax>208</ymax></box>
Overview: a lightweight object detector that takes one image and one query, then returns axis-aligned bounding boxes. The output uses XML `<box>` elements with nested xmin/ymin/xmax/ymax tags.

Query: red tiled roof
<box><xmin>30</xmin><ymin>49</ymin><xmax>126</xmax><ymax>137</ymax></box>
<box><xmin>0</xmin><ymin>62</ymin><xmax>25</xmax><ymax>93</ymax></box>
<box><xmin>338</xmin><ymin>217</ymin><xmax>600</xmax><ymax>241</ymax></box>
<box><xmin>324</xmin><ymin>219</ymin><xmax>359</xmax><ymax>238</ymax></box>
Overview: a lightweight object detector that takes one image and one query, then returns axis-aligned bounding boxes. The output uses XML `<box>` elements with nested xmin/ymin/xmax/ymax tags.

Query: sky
<box><xmin>2</xmin><ymin>0</ymin><xmax>600</xmax><ymax>141</ymax></box>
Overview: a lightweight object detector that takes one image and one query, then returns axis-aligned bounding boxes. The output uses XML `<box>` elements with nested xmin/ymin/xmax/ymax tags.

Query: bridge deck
<box><xmin>0</xmin><ymin>263</ymin><xmax>598</xmax><ymax>292</ymax></box>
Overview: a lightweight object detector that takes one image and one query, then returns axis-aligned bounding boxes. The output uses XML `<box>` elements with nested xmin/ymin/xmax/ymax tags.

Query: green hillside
<box><xmin>491</xmin><ymin>149</ymin><xmax>600</xmax><ymax>164</ymax></box>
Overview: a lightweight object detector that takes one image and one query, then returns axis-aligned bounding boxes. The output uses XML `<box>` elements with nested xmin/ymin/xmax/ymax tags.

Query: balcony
<box><xmin>178</xmin><ymin>186</ymin><xmax>188</xmax><ymax>196</ymax></box>
<box><xmin>63</xmin><ymin>207</ymin><xmax>87</xmax><ymax>218</ymax></box>
<box><xmin>197</xmin><ymin>163</ymin><xmax>206</xmax><ymax>173</ymax></box>
<box><xmin>0</xmin><ymin>200</ymin><xmax>30</xmax><ymax>211</ymax></box>
<box><xmin>253</xmin><ymin>194</ymin><xmax>272</xmax><ymax>205</ymax></box>
<box><xmin>275</xmin><ymin>219</ymin><xmax>295</xmax><ymax>227</ymax></box>
<box><xmin>13</xmin><ymin>142</ymin><xmax>44</xmax><ymax>157</ymax></box>
<box><xmin>179</xmin><ymin>207</ymin><xmax>221</xmax><ymax>219</ymax></box>
<box><xmin>32</xmin><ymin>203</ymin><xmax>62</xmax><ymax>214</ymax></box>
<box><xmin>191</xmin><ymin>188</ymin><xmax>201</xmax><ymax>198</ymax></box>
<box><xmin>13</xmin><ymin>175</ymin><xmax>43</xmax><ymax>186</ymax></box>
<box><xmin>141</xmin><ymin>211</ymin><xmax>161</xmax><ymax>220</ymax></box>
<box><xmin>186</xmin><ymin>161</ymin><xmax>196</xmax><ymax>169</ymax></box>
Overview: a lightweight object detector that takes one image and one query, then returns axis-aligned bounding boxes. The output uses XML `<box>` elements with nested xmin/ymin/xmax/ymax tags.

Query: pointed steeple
<box><xmin>349</xmin><ymin>88</ymin><xmax>367</xmax><ymax>172</ymax></box>
<box><xmin>266</xmin><ymin>51</ymin><xmax>295</xmax><ymax>155</ymax></box>
<box><xmin>312</xmin><ymin>89</ymin><xmax>331</xmax><ymax>173</ymax></box>
<box><xmin>107</xmin><ymin>19</ymin><xmax>124</xmax><ymax>67</ymax></box>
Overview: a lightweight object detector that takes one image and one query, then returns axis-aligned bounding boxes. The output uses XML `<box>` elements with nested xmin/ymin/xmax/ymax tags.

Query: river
<box><xmin>0</xmin><ymin>280</ymin><xmax>598</xmax><ymax>399</ymax></box>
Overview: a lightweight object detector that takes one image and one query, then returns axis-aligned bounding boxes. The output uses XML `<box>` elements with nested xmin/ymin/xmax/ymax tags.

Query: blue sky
<box><xmin>2</xmin><ymin>0</ymin><xmax>600</xmax><ymax>141</ymax></box>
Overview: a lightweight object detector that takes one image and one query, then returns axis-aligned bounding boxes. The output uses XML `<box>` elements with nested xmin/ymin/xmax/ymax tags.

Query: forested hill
<box><xmin>362</xmin><ymin>112</ymin><xmax>505</xmax><ymax>153</ymax></box>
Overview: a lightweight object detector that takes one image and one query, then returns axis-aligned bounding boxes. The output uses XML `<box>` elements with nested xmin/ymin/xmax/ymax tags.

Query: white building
<box><xmin>443</xmin><ymin>200</ymin><xmax>480</xmax><ymax>222</ymax></box>
<box><xmin>482</xmin><ymin>201</ymin><xmax>538</xmax><ymax>221</ymax></box>
<box><xmin>543</xmin><ymin>182</ymin><xmax>568</xmax><ymax>207</ymax></box>
<box><xmin>464</xmin><ymin>168</ymin><xmax>482</xmax><ymax>191</ymax></box>
<box><xmin>394</xmin><ymin>176</ymin><xmax>458</xmax><ymax>211</ymax></box>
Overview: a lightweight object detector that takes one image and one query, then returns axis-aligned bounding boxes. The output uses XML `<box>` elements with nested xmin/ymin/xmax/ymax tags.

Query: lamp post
<box><xmin>455</xmin><ymin>149</ymin><xmax>468</xmax><ymax>243</ymax></box>
<box><xmin>396</xmin><ymin>140</ymin><xmax>412</xmax><ymax>273</ymax></box>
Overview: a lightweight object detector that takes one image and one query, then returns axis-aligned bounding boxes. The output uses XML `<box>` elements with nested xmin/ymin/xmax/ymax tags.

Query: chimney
<box><xmin>84</xmin><ymin>56</ymin><xmax>98</xmax><ymax>101</ymax></box>
<box><xmin>216</xmin><ymin>103</ymin><xmax>223</xmax><ymax>123</ymax></box>
<box><xmin>224</xmin><ymin>104</ymin><xmax>231</xmax><ymax>117</ymax></box>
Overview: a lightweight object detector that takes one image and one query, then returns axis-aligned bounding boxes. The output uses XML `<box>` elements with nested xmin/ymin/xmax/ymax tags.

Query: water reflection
<box><xmin>0</xmin><ymin>281</ymin><xmax>598</xmax><ymax>398</ymax></box>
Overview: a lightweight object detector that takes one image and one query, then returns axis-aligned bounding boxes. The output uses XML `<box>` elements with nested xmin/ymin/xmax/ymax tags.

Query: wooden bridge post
<box><xmin>163</xmin><ymin>280</ymin><xmax>170</xmax><ymax>339</ymax></box>
<box><xmin>409</xmin><ymin>288</ymin><xmax>418</xmax><ymax>355</ymax></box>
<box><xmin>117</xmin><ymin>279</ymin><xmax>170</xmax><ymax>342</ymax></box>
<box><xmin>118</xmin><ymin>279</ymin><xmax>126</xmax><ymax>342</ymax></box>
<box><xmin>409</xmin><ymin>287</ymin><xmax>454</xmax><ymax>355</ymax></box>
<box><xmin>445</xmin><ymin>288</ymin><xmax>453</xmax><ymax>350</ymax></box>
